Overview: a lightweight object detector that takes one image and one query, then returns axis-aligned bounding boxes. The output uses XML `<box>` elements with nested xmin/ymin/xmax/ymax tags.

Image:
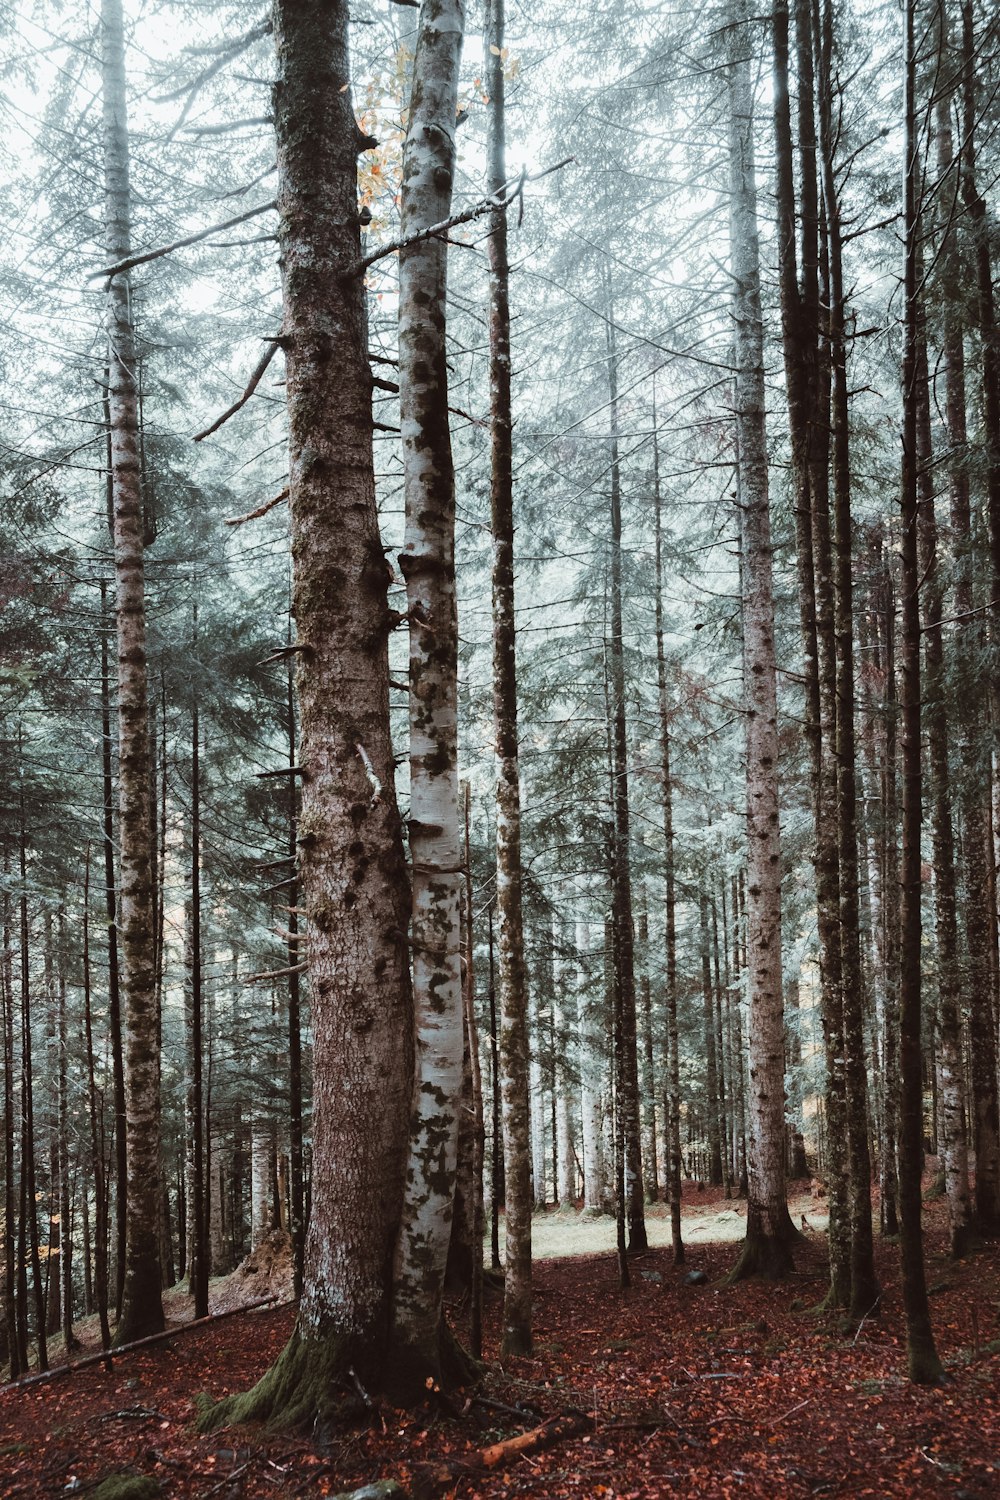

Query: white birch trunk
<box><xmin>727</xmin><ymin>0</ymin><xmax>794</xmax><ymax>1276</ymax></box>
<box><xmin>391</xmin><ymin>0</ymin><xmax>467</xmax><ymax>1385</ymax></box>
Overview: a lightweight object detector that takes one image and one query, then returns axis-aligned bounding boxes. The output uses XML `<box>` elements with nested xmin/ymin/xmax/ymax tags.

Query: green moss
<box><xmin>90</xmin><ymin>1476</ymin><xmax>160</xmax><ymax>1500</ymax></box>
<box><xmin>198</xmin><ymin>1325</ymin><xmax>349</xmax><ymax>1433</ymax></box>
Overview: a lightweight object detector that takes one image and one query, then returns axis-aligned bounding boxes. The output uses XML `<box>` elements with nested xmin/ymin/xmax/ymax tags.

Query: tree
<box><xmin>201</xmin><ymin>0</ymin><xmax>413</xmax><ymax>1427</ymax></box>
<box><xmin>100</xmin><ymin>0</ymin><xmax>164</xmax><ymax>1346</ymax></box>
<box><xmin>485</xmin><ymin>0</ymin><xmax>534</xmax><ymax>1358</ymax></box>
<box><xmin>726</xmin><ymin>0</ymin><xmax>797</xmax><ymax>1280</ymax></box>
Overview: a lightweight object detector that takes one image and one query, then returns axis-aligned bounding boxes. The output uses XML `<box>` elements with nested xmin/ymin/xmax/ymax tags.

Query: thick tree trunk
<box><xmin>391</xmin><ymin>0</ymin><xmax>468</xmax><ymax>1396</ymax></box>
<box><xmin>285</xmin><ymin>664</ymin><xmax>305</xmax><ymax>1297</ymax></box>
<box><xmin>727</xmin><ymin>0</ymin><xmax>795</xmax><ymax>1279</ymax></box>
<box><xmin>2</xmin><ymin>857</ymin><xmax>19</xmax><ymax>1378</ymax></box>
<box><xmin>82</xmin><ymin>849</ymin><xmax>111</xmax><ymax>1350</ymax></box>
<box><xmin>201</xmin><ymin>0</ymin><xmax>413</xmax><ymax>1430</ymax></box>
<box><xmin>101</xmin><ymin>0</ymin><xmax>163</xmax><ymax>1346</ymax></box>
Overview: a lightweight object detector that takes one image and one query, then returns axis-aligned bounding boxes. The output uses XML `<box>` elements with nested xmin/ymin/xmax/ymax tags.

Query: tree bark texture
<box><xmin>392</xmin><ymin>0</ymin><xmax>467</xmax><ymax>1392</ymax></box>
<box><xmin>727</xmin><ymin>0</ymin><xmax>795</xmax><ymax>1279</ymax></box>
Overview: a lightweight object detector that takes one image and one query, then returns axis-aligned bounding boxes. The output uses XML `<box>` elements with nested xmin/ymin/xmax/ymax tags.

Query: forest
<box><xmin>2</xmin><ymin>0</ymin><xmax>1000</xmax><ymax>1494</ymax></box>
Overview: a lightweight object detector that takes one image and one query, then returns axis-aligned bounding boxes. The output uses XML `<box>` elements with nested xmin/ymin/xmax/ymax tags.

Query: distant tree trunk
<box><xmin>897</xmin><ymin>0</ymin><xmax>943</xmax><ymax>1383</ymax></box>
<box><xmin>19</xmin><ymin>789</ymin><xmax>47</xmax><ymax>1371</ymax></box>
<box><xmin>727</xmin><ymin>0</ymin><xmax>795</xmax><ymax>1279</ymax></box>
<box><xmin>603</xmin><ymin>271</ymin><xmax>646</xmax><ymax>1254</ymax></box>
<box><xmin>700</xmin><ymin>892</ymin><xmax>723</xmax><ymax>1186</ymax></box>
<box><xmin>100</xmin><ymin>0</ymin><xmax>163</xmax><ymax>1345</ymax></box>
<box><xmin>653</xmin><ymin>415</ymin><xmax>684</xmax><ymax>1261</ymax></box>
<box><xmin>98</xmin><ymin>582</ymin><xmax>127</xmax><ymax>1316</ymax></box>
<box><xmin>199</xmin><ymin>0</ymin><xmax>414</xmax><ymax>1430</ymax></box>
<box><xmin>485</xmin><ymin>0</ymin><xmax>532</xmax><ymax>1359</ymax></box>
<box><xmin>554</xmin><ymin>917</ymin><xmax>577</xmax><ymax>1207</ymax></box>
<box><xmin>82</xmin><ymin>847</ymin><xmax>111</xmax><ymax>1350</ymax></box>
<box><xmin>391</xmin><ymin>0</ymin><xmax>468</xmax><ymax>1396</ymax></box>
<box><xmin>487</xmin><ymin>902</ymin><xmax>502</xmax><ymax>1271</ymax></box>
<box><xmin>576</xmin><ymin>916</ymin><xmax>605</xmax><ymax>1216</ymax></box>
<box><xmin>2</xmin><ymin>853</ymin><xmax>19</xmax><ymax>1378</ymax></box>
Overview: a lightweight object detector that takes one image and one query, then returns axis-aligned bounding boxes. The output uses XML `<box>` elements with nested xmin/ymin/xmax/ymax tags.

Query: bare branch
<box><xmin>225</xmin><ymin>486</ymin><xmax>289</xmax><ymax>527</ymax></box>
<box><xmin>343</xmin><ymin>157</ymin><xmax>574</xmax><ymax>279</ymax></box>
<box><xmin>195</xmin><ymin>343</ymin><xmax>280</xmax><ymax>442</ymax></box>
<box><xmin>184</xmin><ymin>115</ymin><xmax>273</xmax><ymax>137</ymax></box>
<box><xmin>91</xmin><ymin>200</ymin><xmax>277</xmax><ymax>282</ymax></box>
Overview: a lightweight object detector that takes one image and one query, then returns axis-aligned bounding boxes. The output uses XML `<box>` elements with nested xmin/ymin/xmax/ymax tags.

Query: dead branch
<box><xmin>256</xmin><ymin>763</ymin><xmax>306</xmax><ymax>778</ymax></box>
<box><xmin>184</xmin><ymin>115</ymin><xmax>273</xmax><ymax>137</ymax></box>
<box><xmin>0</xmin><ymin>1297</ymin><xmax>285</xmax><ymax>1391</ymax></box>
<box><xmin>198</xmin><ymin>345</ymin><xmax>281</xmax><ymax>443</ymax></box>
<box><xmin>259</xmin><ymin>641</ymin><xmax>308</xmax><ymax>666</ymax></box>
<box><xmin>225</xmin><ymin>487</ymin><xmax>289</xmax><ymax>528</ymax></box>
<box><xmin>92</xmin><ymin>200</ymin><xmax>277</xmax><ymax>281</ymax></box>
<box><xmin>344</xmin><ymin>156</ymin><xmax>574</xmax><ymax>279</ymax></box>
<box><xmin>246</xmin><ymin>961</ymin><xmax>308</xmax><ymax>983</ymax></box>
<box><xmin>480</xmin><ymin>1409</ymin><xmax>593</xmax><ymax>1468</ymax></box>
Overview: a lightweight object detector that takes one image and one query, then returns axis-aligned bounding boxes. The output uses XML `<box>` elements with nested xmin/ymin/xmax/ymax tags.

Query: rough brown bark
<box><xmin>201</xmin><ymin>0</ymin><xmax>413</xmax><ymax>1429</ymax></box>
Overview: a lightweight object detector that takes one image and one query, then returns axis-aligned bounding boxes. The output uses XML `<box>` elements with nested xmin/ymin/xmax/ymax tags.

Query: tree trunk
<box><xmin>959</xmin><ymin>0</ymin><xmax>1000</xmax><ymax>1232</ymax></box>
<box><xmin>897</xmin><ymin>0</ymin><xmax>944</xmax><ymax>1382</ymax></box>
<box><xmin>653</xmin><ymin>415</ymin><xmax>684</xmax><ymax>1261</ymax></box>
<box><xmin>285</xmin><ymin>661</ymin><xmax>305</xmax><ymax>1297</ymax></box>
<box><xmin>2</xmin><ymin>852</ymin><xmax>19</xmax><ymax>1378</ymax></box>
<box><xmin>100</xmin><ymin>0</ymin><xmax>163</xmax><ymax>1345</ymax></box>
<box><xmin>390</xmin><ymin>0</ymin><xmax>467</xmax><ymax>1397</ymax></box>
<box><xmin>99</xmin><ymin>582</ymin><xmax>127</xmax><ymax>1317</ymax></box>
<box><xmin>603</xmin><ymin>271</ymin><xmax>646</xmax><ymax>1254</ymax></box>
<box><xmin>727</xmin><ymin>0</ymin><xmax>795</xmax><ymax>1279</ymax></box>
<box><xmin>189</xmin><ymin>639</ymin><xmax>208</xmax><ymax>1320</ymax></box>
<box><xmin>201</xmin><ymin>0</ymin><xmax>414</xmax><ymax>1430</ymax></box>
<box><xmin>484</xmin><ymin>0</ymin><xmax>533</xmax><ymax>1359</ymax></box>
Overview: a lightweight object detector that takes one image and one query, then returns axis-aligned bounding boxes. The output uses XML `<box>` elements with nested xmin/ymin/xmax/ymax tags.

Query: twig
<box><xmin>197</xmin><ymin>345</ymin><xmax>281</xmax><ymax>442</ymax></box>
<box><xmin>344</xmin><ymin>157</ymin><xmax>574</xmax><ymax>279</ymax></box>
<box><xmin>203</xmin><ymin>1460</ymin><xmax>253</xmax><ymax>1498</ymax></box>
<box><xmin>225</xmin><ymin>487</ymin><xmax>289</xmax><ymax>527</ymax></box>
<box><xmin>246</xmin><ymin>961</ymin><xmax>308</xmax><ymax>983</ymax></box>
<box><xmin>851</xmin><ymin>1296</ymin><xmax>881</xmax><ymax>1346</ymax></box>
<box><xmin>98</xmin><ymin>1406</ymin><xmax>169</xmax><ymax>1422</ymax></box>
<box><xmin>770</xmin><ymin>1396</ymin><xmax>812</xmax><ymax>1427</ymax></box>
<box><xmin>355</xmin><ymin>743</ymin><xmax>383</xmax><ymax>806</ymax></box>
<box><xmin>92</xmin><ymin>200</ymin><xmax>277</xmax><ymax>281</ymax></box>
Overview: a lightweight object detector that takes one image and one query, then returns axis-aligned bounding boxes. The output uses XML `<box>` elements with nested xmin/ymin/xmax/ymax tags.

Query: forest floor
<box><xmin>2</xmin><ymin>1184</ymin><xmax>998</xmax><ymax>1500</ymax></box>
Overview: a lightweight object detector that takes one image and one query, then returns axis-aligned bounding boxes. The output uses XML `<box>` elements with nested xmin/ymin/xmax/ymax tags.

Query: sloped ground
<box><xmin>1</xmin><ymin>1192</ymin><xmax>997</xmax><ymax>1499</ymax></box>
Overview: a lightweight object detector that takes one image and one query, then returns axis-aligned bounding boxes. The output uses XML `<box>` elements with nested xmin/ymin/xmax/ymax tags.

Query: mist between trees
<box><xmin>1</xmin><ymin>0</ymin><xmax>999</xmax><ymax>1411</ymax></box>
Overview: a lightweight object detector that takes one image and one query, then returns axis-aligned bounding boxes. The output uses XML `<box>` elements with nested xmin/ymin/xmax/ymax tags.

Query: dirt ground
<box><xmin>1</xmin><ymin>1187</ymin><xmax>997</xmax><ymax>1499</ymax></box>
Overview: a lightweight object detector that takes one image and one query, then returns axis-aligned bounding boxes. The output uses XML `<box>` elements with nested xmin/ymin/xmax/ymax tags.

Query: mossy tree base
<box><xmin>726</xmin><ymin>1204</ymin><xmax>802</xmax><ymax>1284</ymax></box>
<box><xmin>198</xmin><ymin>1325</ymin><xmax>353</xmax><ymax>1434</ymax></box>
<box><xmin>199</xmin><ymin>1315</ymin><xmax>479</xmax><ymax>1435</ymax></box>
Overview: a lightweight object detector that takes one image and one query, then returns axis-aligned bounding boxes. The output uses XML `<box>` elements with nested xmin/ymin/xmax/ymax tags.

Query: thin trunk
<box><xmin>101</xmin><ymin>0</ymin><xmax>163</xmax><ymax>1344</ymax></box>
<box><xmin>653</xmin><ymin>414</ymin><xmax>683</xmax><ymax>1262</ymax></box>
<box><xmin>19</xmin><ymin>790</ymin><xmax>47</xmax><ymax>1370</ymax></box>
<box><xmin>83</xmin><ymin>847</ymin><xmax>111</xmax><ymax>1349</ymax></box>
<box><xmin>57</xmin><ymin>909</ymin><xmax>74</xmax><ymax>1351</ymax></box>
<box><xmin>3</xmin><ymin>852</ymin><xmax>19</xmax><ymax>1378</ymax></box>
<box><xmin>604</xmin><ymin>271</ymin><xmax>646</xmax><ymax>1254</ymax></box>
<box><xmin>700</xmin><ymin>892</ymin><xmax>723</xmax><ymax>1186</ymax></box>
<box><xmin>99</xmin><ymin>582</ymin><xmax>127</xmax><ymax>1316</ymax></box>
<box><xmin>959</xmin><ymin>0</ymin><xmax>1000</xmax><ymax>1231</ymax></box>
<box><xmin>898</xmin><ymin>0</ymin><xmax>944</xmax><ymax>1382</ymax></box>
<box><xmin>485</xmin><ymin>0</ymin><xmax>532</xmax><ymax>1359</ymax></box>
<box><xmin>189</xmin><ymin>636</ymin><xmax>208</xmax><ymax>1321</ymax></box>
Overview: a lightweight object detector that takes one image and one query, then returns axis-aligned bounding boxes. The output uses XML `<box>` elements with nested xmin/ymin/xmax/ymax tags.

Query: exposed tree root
<box><xmin>197</xmin><ymin>1323</ymin><xmax>352</xmax><ymax>1433</ymax></box>
<box><xmin>726</xmin><ymin>1206</ymin><xmax>803</xmax><ymax>1284</ymax></box>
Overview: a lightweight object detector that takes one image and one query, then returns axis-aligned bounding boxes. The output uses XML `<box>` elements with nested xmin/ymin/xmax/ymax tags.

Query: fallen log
<box><xmin>480</xmin><ymin>1409</ymin><xmax>593</xmax><ymax>1468</ymax></box>
<box><xmin>1</xmin><ymin>1296</ymin><xmax>289</xmax><ymax>1392</ymax></box>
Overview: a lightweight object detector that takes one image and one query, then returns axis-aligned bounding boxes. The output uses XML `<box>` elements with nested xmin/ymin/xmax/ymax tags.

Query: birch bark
<box><xmin>726</xmin><ymin>0</ymin><xmax>796</xmax><ymax>1278</ymax></box>
<box><xmin>391</xmin><ymin>0</ymin><xmax>468</xmax><ymax>1392</ymax></box>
